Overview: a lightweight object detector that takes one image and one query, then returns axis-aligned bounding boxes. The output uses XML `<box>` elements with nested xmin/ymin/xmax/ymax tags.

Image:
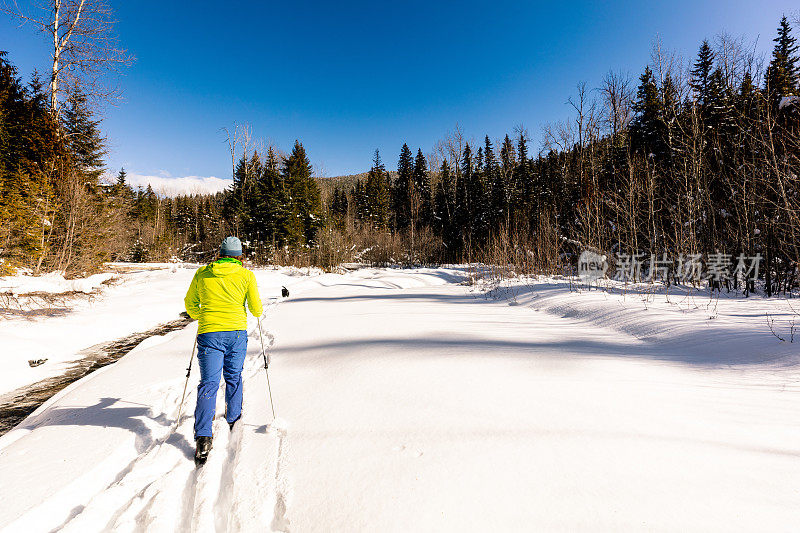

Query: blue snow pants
<box><xmin>193</xmin><ymin>330</ymin><xmax>247</xmax><ymax>438</ymax></box>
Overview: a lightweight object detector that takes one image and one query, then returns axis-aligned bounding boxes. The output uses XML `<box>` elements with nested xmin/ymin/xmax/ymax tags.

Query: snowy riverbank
<box><xmin>0</xmin><ymin>264</ymin><xmax>314</xmax><ymax>397</ymax></box>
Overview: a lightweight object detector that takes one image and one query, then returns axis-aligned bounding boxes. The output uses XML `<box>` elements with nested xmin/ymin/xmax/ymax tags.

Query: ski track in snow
<box><xmin>270</xmin><ymin>427</ymin><xmax>291</xmax><ymax>533</ymax></box>
<box><xmin>21</xmin><ymin>300</ymin><xmax>287</xmax><ymax>533</ymax></box>
<box><xmin>10</xmin><ymin>271</ymin><xmax>445</xmax><ymax>532</ymax></box>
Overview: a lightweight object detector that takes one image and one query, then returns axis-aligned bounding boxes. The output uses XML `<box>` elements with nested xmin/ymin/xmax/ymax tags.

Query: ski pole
<box><xmin>174</xmin><ymin>335</ymin><xmax>198</xmax><ymax>429</ymax></box>
<box><xmin>257</xmin><ymin>317</ymin><xmax>276</xmax><ymax>419</ymax></box>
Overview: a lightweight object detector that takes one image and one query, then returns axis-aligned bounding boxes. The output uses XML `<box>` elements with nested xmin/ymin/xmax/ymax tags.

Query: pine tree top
<box><xmin>767</xmin><ymin>15</ymin><xmax>799</xmax><ymax>96</ymax></box>
<box><xmin>690</xmin><ymin>40</ymin><xmax>716</xmax><ymax>103</ymax></box>
<box><xmin>372</xmin><ymin>149</ymin><xmax>385</xmax><ymax>172</ymax></box>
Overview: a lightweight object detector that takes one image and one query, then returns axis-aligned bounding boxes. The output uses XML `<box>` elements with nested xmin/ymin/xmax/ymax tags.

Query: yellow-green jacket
<box><xmin>184</xmin><ymin>258</ymin><xmax>263</xmax><ymax>334</ymax></box>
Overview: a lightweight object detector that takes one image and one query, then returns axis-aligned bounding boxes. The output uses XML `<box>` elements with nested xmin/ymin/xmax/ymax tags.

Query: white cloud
<box><xmin>124</xmin><ymin>174</ymin><xmax>233</xmax><ymax>197</ymax></box>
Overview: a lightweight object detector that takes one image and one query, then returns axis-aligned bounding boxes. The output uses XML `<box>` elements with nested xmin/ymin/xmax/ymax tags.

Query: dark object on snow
<box><xmin>179</xmin><ymin>311</ymin><xmax>194</xmax><ymax>321</ymax></box>
<box><xmin>281</xmin><ymin>286</ymin><xmax>289</xmax><ymax>298</ymax></box>
<box><xmin>28</xmin><ymin>359</ymin><xmax>48</xmax><ymax>368</ymax></box>
<box><xmin>195</xmin><ymin>436</ymin><xmax>212</xmax><ymax>466</ymax></box>
<box><xmin>229</xmin><ymin>417</ymin><xmax>240</xmax><ymax>431</ymax></box>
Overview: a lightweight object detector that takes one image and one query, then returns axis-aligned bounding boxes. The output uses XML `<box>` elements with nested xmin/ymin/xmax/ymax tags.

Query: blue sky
<box><xmin>1</xmin><ymin>0</ymin><xmax>798</xmax><ymax>188</ymax></box>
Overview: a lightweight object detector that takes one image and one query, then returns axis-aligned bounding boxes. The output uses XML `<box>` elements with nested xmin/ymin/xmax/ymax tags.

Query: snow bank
<box><xmin>0</xmin><ymin>271</ymin><xmax>115</xmax><ymax>295</ymax></box>
<box><xmin>481</xmin><ymin>276</ymin><xmax>800</xmax><ymax>366</ymax></box>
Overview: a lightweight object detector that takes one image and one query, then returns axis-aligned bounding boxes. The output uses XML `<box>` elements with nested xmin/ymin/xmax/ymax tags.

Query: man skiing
<box><xmin>184</xmin><ymin>236</ymin><xmax>263</xmax><ymax>465</ymax></box>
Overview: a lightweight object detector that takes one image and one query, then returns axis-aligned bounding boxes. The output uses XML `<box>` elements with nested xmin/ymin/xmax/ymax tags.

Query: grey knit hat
<box><xmin>220</xmin><ymin>236</ymin><xmax>242</xmax><ymax>257</ymax></box>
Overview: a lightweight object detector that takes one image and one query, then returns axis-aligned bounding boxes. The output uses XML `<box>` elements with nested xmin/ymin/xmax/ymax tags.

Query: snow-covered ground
<box><xmin>1</xmin><ymin>267</ymin><xmax>799</xmax><ymax>531</ymax></box>
<box><xmin>0</xmin><ymin>271</ymin><xmax>116</xmax><ymax>296</ymax></box>
<box><xmin>0</xmin><ymin>265</ymin><xmax>307</xmax><ymax>396</ymax></box>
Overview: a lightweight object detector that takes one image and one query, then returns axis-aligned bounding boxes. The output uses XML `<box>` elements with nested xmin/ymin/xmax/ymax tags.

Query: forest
<box><xmin>1</xmin><ymin>16</ymin><xmax>798</xmax><ymax>294</ymax></box>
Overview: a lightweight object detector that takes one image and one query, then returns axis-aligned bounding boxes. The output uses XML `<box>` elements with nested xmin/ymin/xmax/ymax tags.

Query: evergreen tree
<box><xmin>0</xmin><ymin>53</ymin><xmax>35</xmax><ymax>264</ymax></box>
<box><xmin>0</xmin><ymin>55</ymin><xmax>61</xmax><ymax>268</ymax></box>
<box><xmin>113</xmin><ymin>167</ymin><xmax>132</xmax><ymax>201</ymax></box>
<box><xmin>690</xmin><ymin>40</ymin><xmax>715</xmax><ymax>106</ymax></box>
<box><xmin>484</xmin><ymin>135</ymin><xmax>504</xmax><ymax>230</ymax></box>
<box><xmin>0</xmin><ymin>52</ymin><xmax>33</xmax><ymax>175</ymax></box>
<box><xmin>136</xmin><ymin>184</ymin><xmax>158</xmax><ymax>221</ymax></box>
<box><xmin>340</xmin><ymin>188</ymin><xmax>349</xmax><ymax>217</ymax></box>
<box><xmin>412</xmin><ymin>148</ymin><xmax>432</xmax><ymax>227</ymax></box>
<box><xmin>173</xmin><ymin>195</ymin><xmax>193</xmax><ymax>240</ymax></box>
<box><xmin>631</xmin><ymin>66</ymin><xmax>666</xmax><ymax>159</ymax></box>
<box><xmin>62</xmin><ymin>88</ymin><xmax>106</xmax><ymax>183</ymax></box>
<box><xmin>736</xmin><ymin>71</ymin><xmax>759</xmax><ymax>118</ymax></box>
<box><xmin>706</xmin><ymin>68</ymin><xmax>734</xmax><ymax>132</ymax></box>
<box><xmin>364</xmin><ymin>149</ymin><xmax>391</xmax><ymax>229</ymax></box>
<box><xmin>515</xmin><ymin>132</ymin><xmax>533</xmax><ymax>212</ymax></box>
<box><xmin>471</xmin><ymin>145</ymin><xmax>489</xmax><ymax>242</ymax></box>
<box><xmin>243</xmin><ymin>151</ymin><xmax>263</xmax><ymax>240</ymax></box>
<box><xmin>227</xmin><ymin>151</ymin><xmax>263</xmax><ymax>237</ymax></box>
<box><xmin>26</xmin><ymin>71</ymin><xmax>60</xmax><ymax>170</ymax></box>
<box><xmin>251</xmin><ymin>147</ymin><xmax>292</xmax><ymax>249</ymax></box>
<box><xmin>499</xmin><ymin>134</ymin><xmax>517</xmax><ymax>222</ymax></box>
<box><xmin>434</xmin><ymin>159</ymin><xmax>458</xmax><ymax>252</ymax></box>
<box><xmin>766</xmin><ymin>16</ymin><xmax>799</xmax><ymax>99</ymax></box>
<box><xmin>329</xmin><ymin>186</ymin><xmax>349</xmax><ymax>230</ymax></box>
<box><xmin>282</xmin><ymin>140</ymin><xmax>323</xmax><ymax>245</ymax></box>
<box><xmin>455</xmin><ymin>143</ymin><xmax>473</xmax><ymax>244</ymax></box>
<box><xmin>394</xmin><ymin>143</ymin><xmax>414</xmax><ymax>230</ymax></box>
<box><xmin>116</xmin><ymin>167</ymin><xmax>127</xmax><ymax>187</ymax></box>
<box><xmin>353</xmin><ymin>180</ymin><xmax>367</xmax><ymax>223</ymax></box>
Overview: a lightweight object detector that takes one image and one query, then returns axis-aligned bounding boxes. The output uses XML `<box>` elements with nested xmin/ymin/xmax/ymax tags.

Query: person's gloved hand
<box><xmin>281</xmin><ymin>286</ymin><xmax>290</xmax><ymax>298</ymax></box>
<box><xmin>179</xmin><ymin>311</ymin><xmax>195</xmax><ymax>321</ymax></box>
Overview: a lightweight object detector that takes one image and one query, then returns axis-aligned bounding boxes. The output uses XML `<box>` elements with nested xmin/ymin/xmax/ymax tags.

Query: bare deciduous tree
<box><xmin>3</xmin><ymin>0</ymin><xmax>132</xmax><ymax>115</ymax></box>
<box><xmin>598</xmin><ymin>70</ymin><xmax>633</xmax><ymax>138</ymax></box>
<box><xmin>713</xmin><ymin>31</ymin><xmax>754</xmax><ymax>92</ymax></box>
<box><xmin>434</xmin><ymin>124</ymin><xmax>466</xmax><ymax>195</ymax></box>
<box><xmin>650</xmin><ymin>35</ymin><xmax>682</xmax><ymax>93</ymax></box>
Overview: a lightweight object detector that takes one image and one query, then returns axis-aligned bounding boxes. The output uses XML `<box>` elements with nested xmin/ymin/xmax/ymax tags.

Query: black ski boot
<box><xmin>194</xmin><ymin>436</ymin><xmax>212</xmax><ymax>467</ymax></box>
<box><xmin>229</xmin><ymin>417</ymin><xmax>240</xmax><ymax>431</ymax></box>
